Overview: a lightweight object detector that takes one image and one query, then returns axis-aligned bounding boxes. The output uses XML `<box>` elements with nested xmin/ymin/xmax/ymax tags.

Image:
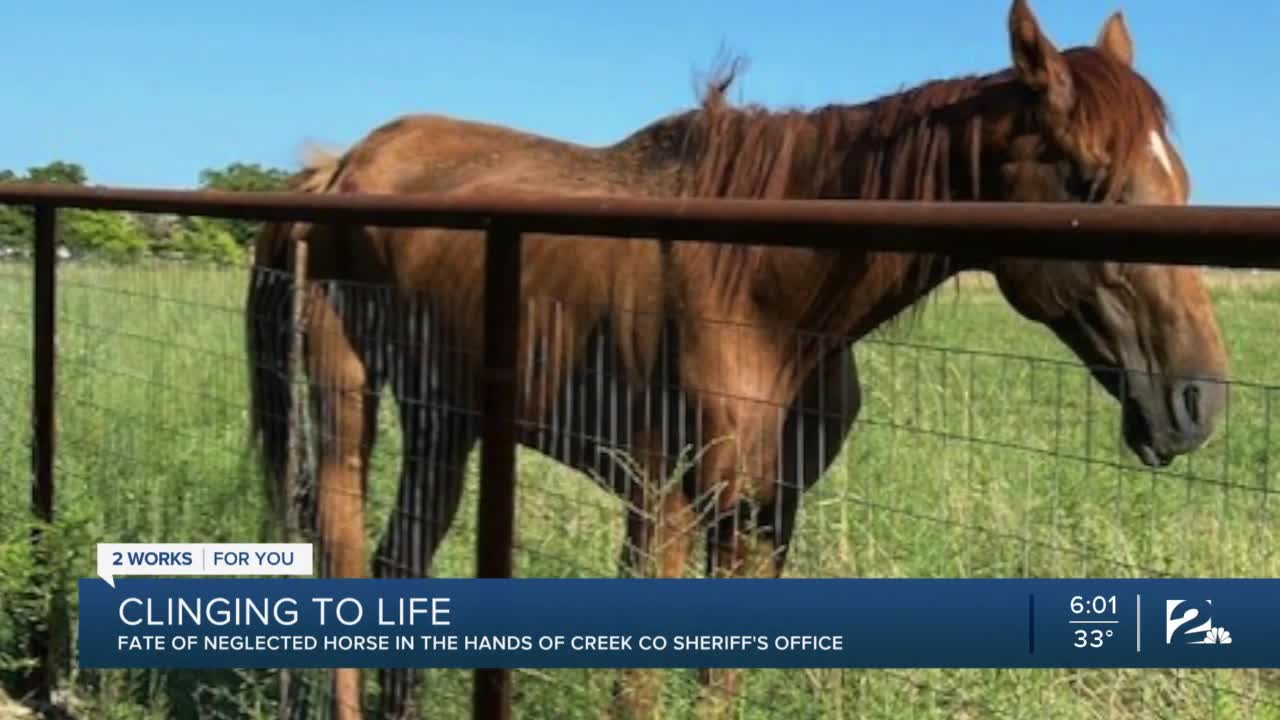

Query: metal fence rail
<box><xmin>4</xmin><ymin>182</ymin><xmax>1280</xmax><ymax>720</ymax></box>
<box><xmin>4</xmin><ymin>184</ymin><xmax>1280</xmax><ymax>265</ymax></box>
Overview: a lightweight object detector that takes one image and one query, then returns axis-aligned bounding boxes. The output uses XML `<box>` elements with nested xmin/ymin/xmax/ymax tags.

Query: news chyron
<box><xmin>79</xmin><ymin>545</ymin><xmax>1276</xmax><ymax>670</ymax></box>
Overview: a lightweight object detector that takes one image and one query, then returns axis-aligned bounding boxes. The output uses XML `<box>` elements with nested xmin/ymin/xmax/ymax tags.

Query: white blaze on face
<box><xmin>1149</xmin><ymin>130</ymin><xmax>1175</xmax><ymax>179</ymax></box>
<box><xmin>1147</xmin><ymin>129</ymin><xmax>1186</xmax><ymax>203</ymax></box>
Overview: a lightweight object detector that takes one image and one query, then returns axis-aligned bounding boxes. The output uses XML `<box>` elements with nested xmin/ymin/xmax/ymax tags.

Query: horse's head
<box><xmin>985</xmin><ymin>0</ymin><xmax>1228</xmax><ymax>467</ymax></box>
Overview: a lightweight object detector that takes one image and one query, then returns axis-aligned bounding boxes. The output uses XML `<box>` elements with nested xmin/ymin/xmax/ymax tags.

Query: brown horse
<box><xmin>247</xmin><ymin>2</ymin><xmax>1229</xmax><ymax>718</ymax></box>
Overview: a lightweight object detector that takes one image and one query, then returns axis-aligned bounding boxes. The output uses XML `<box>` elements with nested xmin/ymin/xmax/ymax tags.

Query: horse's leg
<box><xmin>772</xmin><ymin>345</ymin><xmax>862</xmax><ymax>567</ymax></box>
<box><xmin>693</xmin><ymin>346</ymin><xmax>862</xmax><ymax>720</ymax></box>
<box><xmin>374</xmin><ymin>299</ymin><xmax>480</xmax><ymax>719</ymax></box>
<box><xmin>612</xmin><ymin>489</ymin><xmax>697</xmax><ymax>719</ymax></box>
<box><xmin>306</xmin><ymin>284</ymin><xmax>385</xmax><ymax>720</ymax></box>
<box><xmin>610</xmin><ymin>416</ymin><xmax>699</xmax><ymax>720</ymax></box>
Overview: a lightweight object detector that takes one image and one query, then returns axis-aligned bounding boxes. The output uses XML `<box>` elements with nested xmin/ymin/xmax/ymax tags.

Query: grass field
<box><xmin>0</xmin><ymin>262</ymin><xmax>1277</xmax><ymax>719</ymax></box>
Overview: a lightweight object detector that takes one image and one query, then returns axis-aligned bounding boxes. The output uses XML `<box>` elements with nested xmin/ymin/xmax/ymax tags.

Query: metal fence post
<box><xmin>284</xmin><ymin>234</ymin><xmax>310</xmax><ymax>535</ymax></box>
<box><xmin>473</xmin><ymin>222</ymin><xmax>521</xmax><ymax>720</ymax></box>
<box><xmin>278</xmin><ymin>233</ymin><xmax>309</xmax><ymax>720</ymax></box>
<box><xmin>23</xmin><ymin>203</ymin><xmax>58</xmax><ymax>703</ymax></box>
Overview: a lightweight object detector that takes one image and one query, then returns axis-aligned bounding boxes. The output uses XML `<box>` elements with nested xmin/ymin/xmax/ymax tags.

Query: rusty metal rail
<box><xmin>4</xmin><ymin>181</ymin><xmax>1280</xmax><ymax>720</ymax></box>
<box><xmin>2</xmin><ymin>183</ymin><xmax>1280</xmax><ymax>266</ymax></box>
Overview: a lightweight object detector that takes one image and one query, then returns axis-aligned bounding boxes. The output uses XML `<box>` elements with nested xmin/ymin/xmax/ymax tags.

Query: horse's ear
<box><xmin>1009</xmin><ymin>0</ymin><xmax>1075</xmax><ymax>119</ymax></box>
<box><xmin>1095</xmin><ymin>11</ymin><xmax>1135</xmax><ymax>66</ymax></box>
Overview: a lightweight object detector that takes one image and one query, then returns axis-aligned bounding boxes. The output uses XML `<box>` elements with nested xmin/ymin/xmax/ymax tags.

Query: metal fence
<box><xmin>2</xmin><ymin>182</ymin><xmax>1280</xmax><ymax>720</ymax></box>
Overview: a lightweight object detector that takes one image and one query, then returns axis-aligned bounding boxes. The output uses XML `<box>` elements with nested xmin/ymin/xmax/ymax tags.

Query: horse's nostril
<box><xmin>1183</xmin><ymin>383</ymin><xmax>1202</xmax><ymax>426</ymax></box>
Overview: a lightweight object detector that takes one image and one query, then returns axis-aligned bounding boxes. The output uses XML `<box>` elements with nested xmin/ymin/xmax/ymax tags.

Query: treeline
<box><xmin>0</xmin><ymin>161</ymin><xmax>294</xmax><ymax>264</ymax></box>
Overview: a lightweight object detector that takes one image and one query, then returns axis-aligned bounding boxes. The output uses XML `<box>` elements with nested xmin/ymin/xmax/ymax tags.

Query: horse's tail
<box><xmin>246</xmin><ymin>145</ymin><xmax>344</xmax><ymax>533</ymax></box>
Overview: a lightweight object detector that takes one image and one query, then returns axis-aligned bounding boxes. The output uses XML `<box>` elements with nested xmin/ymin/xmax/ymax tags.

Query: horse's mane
<box><xmin>680</xmin><ymin>58</ymin><xmax>991</xmax><ymax>202</ymax></box>
<box><xmin>677</xmin><ymin>48</ymin><xmax>1169</xmax><ymax>203</ymax></box>
<box><xmin>626</xmin><ymin>48</ymin><xmax>1172</xmax><ymax>333</ymax></box>
<box><xmin>291</xmin><ymin>143</ymin><xmax>345</xmax><ymax>192</ymax></box>
<box><xmin>657</xmin><ymin>56</ymin><xmax>1002</xmax><ymax>329</ymax></box>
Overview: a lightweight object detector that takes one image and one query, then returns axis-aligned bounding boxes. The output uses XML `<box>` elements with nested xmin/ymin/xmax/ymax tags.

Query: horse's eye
<box><xmin>1062</xmin><ymin>162</ymin><xmax>1097</xmax><ymax>201</ymax></box>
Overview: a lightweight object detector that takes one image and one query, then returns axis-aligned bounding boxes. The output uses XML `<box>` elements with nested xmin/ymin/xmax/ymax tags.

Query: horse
<box><xmin>246</xmin><ymin>2</ymin><xmax>1229</xmax><ymax>718</ymax></box>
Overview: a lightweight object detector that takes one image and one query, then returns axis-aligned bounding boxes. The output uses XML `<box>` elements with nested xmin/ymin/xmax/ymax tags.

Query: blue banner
<box><xmin>77</xmin><ymin>578</ymin><xmax>1280</xmax><ymax>669</ymax></box>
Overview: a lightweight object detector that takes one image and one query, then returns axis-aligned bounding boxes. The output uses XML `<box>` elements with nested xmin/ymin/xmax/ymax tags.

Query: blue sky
<box><xmin>5</xmin><ymin>1</ymin><xmax>1275</xmax><ymax>205</ymax></box>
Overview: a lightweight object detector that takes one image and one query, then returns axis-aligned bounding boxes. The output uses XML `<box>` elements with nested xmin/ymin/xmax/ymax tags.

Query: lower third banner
<box><xmin>77</xmin><ymin>578</ymin><xmax>1280</xmax><ymax>669</ymax></box>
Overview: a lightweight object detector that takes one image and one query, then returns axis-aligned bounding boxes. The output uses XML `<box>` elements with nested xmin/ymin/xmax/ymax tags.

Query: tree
<box><xmin>0</xmin><ymin>168</ymin><xmax>34</xmax><ymax>252</ymax></box>
<box><xmin>169</xmin><ymin>217</ymin><xmax>245</xmax><ymax>265</ymax></box>
<box><xmin>0</xmin><ymin>163</ymin><xmax>90</xmax><ymax>253</ymax></box>
<box><xmin>62</xmin><ymin>210</ymin><xmax>147</xmax><ymax>262</ymax></box>
<box><xmin>25</xmin><ymin>162</ymin><xmax>87</xmax><ymax>186</ymax></box>
<box><xmin>0</xmin><ymin>206</ymin><xmax>30</xmax><ymax>252</ymax></box>
<box><xmin>198</xmin><ymin>162</ymin><xmax>291</xmax><ymax>194</ymax></box>
<box><xmin>197</xmin><ymin>162</ymin><xmax>292</xmax><ymax>248</ymax></box>
<box><xmin>0</xmin><ymin>160</ymin><xmax>292</xmax><ymax>261</ymax></box>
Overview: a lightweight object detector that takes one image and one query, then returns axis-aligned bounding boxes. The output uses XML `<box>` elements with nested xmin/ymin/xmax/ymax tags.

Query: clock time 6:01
<box><xmin>1070</xmin><ymin>595</ymin><xmax>1117</xmax><ymax>615</ymax></box>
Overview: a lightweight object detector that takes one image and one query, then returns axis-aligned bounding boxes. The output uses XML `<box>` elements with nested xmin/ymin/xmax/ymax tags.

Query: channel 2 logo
<box><xmin>1166</xmin><ymin>600</ymin><xmax>1233</xmax><ymax>645</ymax></box>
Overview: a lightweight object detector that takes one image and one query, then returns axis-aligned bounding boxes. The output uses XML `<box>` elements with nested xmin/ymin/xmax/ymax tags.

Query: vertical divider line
<box><xmin>1028</xmin><ymin>594</ymin><xmax>1035</xmax><ymax>654</ymax></box>
<box><xmin>1136</xmin><ymin>594</ymin><xmax>1142</xmax><ymax>654</ymax></box>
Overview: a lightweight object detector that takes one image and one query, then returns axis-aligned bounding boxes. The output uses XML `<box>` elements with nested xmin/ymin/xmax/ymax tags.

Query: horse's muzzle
<box><xmin>1123</xmin><ymin>374</ymin><xmax>1226</xmax><ymax>468</ymax></box>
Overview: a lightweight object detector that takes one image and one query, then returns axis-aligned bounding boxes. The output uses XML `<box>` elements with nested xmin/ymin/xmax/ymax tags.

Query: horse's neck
<box><xmin>769</xmin><ymin>249</ymin><xmax>957</xmax><ymax>342</ymax></box>
<box><xmin>686</xmin><ymin>248</ymin><xmax>955</xmax><ymax>413</ymax></box>
<box><xmin>785</xmin><ymin>92</ymin><xmax>991</xmax><ymax>335</ymax></box>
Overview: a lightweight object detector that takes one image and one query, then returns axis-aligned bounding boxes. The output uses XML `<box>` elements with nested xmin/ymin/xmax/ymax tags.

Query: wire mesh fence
<box><xmin>0</xmin><ymin>201</ymin><xmax>1278</xmax><ymax>719</ymax></box>
<box><xmin>0</xmin><ymin>256</ymin><xmax>37</xmax><ymax>711</ymax></box>
<box><xmin>272</xmin><ymin>263</ymin><xmax>1280</xmax><ymax>717</ymax></box>
<box><xmin>437</xmin><ymin>268</ymin><xmax>1277</xmax><ymax>720</ymax></box>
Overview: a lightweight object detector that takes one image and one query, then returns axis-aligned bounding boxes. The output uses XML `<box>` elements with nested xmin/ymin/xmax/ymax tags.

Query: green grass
<box><xmin>0</xmin><ymin>263</ymin><xmax>1278</xmax><ymax>719</ymax></box>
